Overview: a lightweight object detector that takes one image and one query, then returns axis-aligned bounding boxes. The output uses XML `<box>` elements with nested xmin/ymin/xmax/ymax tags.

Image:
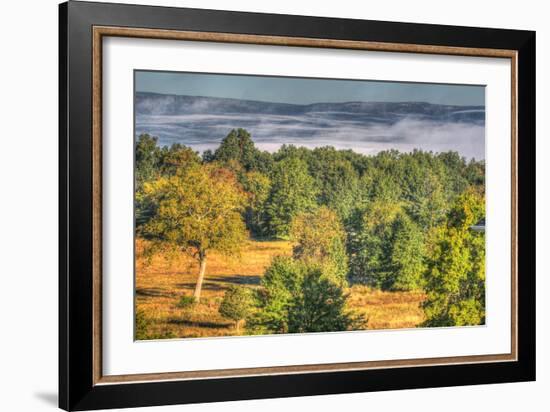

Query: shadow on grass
<box><xmin>168</xmin><ymin>318</ymin><xmax>231</xmax><ymax>329</ymax></box>
<box><xmin>177</xmin><ymin>275</ymin><xmax>261</xmax><ymax>292</ymax></box>
<box><xmin>176</xmin><ymin>282</ymin><xmax>226</xmax><ymax>292</ymax></box>
<box><xmin>209</xmin><ymin>274</ymin><xmax>261</xmax><ymax>286</ymax></box>
<box><xmin>136</xmin><ymin>287</ymin><xmax>176</xmax><ymax>298</ymax></box>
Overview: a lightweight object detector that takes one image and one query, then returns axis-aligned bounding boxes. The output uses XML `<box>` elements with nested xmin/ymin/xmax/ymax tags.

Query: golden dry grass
<box><xmin>135</xmin><ymin>238</ymin><xmax>425</xmax><ymax>339</ymax></box>
<box><xmin>135</xmin><ymin>238</ymin><xmax>293</xmax><ymax>339</ymax></box>
<box><xmin>347</xmin><ymin>285</ymin><xmax>426</xmax><ymax>330</ymax></box>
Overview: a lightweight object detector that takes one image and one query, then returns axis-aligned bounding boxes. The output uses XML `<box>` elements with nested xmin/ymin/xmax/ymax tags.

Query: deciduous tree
<box><xmin>290</xmin><ymin>206</ymin><xmax>348</xmax><ymax>286</ymax></box>
<box><xmin>158</xmin><ymin>143</ymin><xmax>200</xmax><ymax>175</ymax></box>
<box><xmin>143</xmin><ymin>163</ymin><xmax>248</xmax><ymax>301</ymax></box>
<box><xmin>422</xmin><ymin>188</ymin><xmax>485</xmax><ymax>326</ymax></box>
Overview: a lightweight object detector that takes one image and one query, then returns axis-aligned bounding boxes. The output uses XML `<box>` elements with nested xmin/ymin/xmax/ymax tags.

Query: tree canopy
<box><xmin>136</xmin><ymin>128</ymin><xmax>486</xmax><ymax>327</ymax></box>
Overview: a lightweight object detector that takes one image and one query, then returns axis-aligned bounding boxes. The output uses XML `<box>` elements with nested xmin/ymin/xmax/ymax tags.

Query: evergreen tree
<box><xmin>387</xmin><ymin>213</ymin><xmax>426</xmax><ymax>291</ymax></box>
<box><xmin>213</xmin><ymin>128</ymin><xmax>273</xmax><ymax>173</ymax></box>
<box><xmin>135</xmin><ymin>133</ymin><xmax>161</xmax><ymax>189</ymax></box>
<box><xmin>265</xmin><ymin>157</ymin><xmax>317</xmax><ymax>238</ymax></box>
<box><xmin>347</xmin><ymin>200</ymin><xmax>402</xmax><ymax>288</ymax></box>
<box><xmin>240</xmin><ymin>171</ymin><xmax>272</xmax><ymax>237</ymax></box>
<box><xmin>308</xmin><ymin>147</ymin><xmax>360</xmax><ymax>220</ymax></box>
<box><xmin>248</xmin><ymin>257</ymin><xmax>364</xmax><ymax>334</ymax></box>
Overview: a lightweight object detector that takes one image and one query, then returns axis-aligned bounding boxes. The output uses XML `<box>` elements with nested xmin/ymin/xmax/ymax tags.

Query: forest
<box><xmin>135</xmin><ymin>128</ymin><xmax>486</xmax><ymax>339</ymax></box>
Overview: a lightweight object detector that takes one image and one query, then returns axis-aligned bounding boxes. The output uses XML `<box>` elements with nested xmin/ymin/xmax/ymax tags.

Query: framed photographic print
<box><xmin>59</xmin><ymin>1</ymin><xmax>536</xmax><ymax>410</ymax></box>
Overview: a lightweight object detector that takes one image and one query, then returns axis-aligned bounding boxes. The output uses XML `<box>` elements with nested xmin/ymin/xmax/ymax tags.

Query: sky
<box><xmin>135</xmin><ymin>70</ymin><xmax>485</xmax><ymax>106</ymax></box>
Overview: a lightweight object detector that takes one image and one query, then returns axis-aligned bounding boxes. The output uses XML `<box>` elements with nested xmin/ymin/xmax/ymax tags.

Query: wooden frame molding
<box><xmin>92</xmin><ymin>25</ymin><xmax>518</xmax><ymax>386</ymax></box>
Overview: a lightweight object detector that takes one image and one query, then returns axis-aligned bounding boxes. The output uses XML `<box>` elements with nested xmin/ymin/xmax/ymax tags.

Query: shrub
<box><xmin>177</xmin><ymin>295</ymin><xmax>197</xmax><ymax>309</ymax></box>
<box><xmin>248</xmin><ymin>257</ymin><xmax>365</xmax><ymax>334</ymax></box>
<box><xmin>219</xmin><ymin>286</ymin><xmax>254</xmax><ymax>331</ymax></box>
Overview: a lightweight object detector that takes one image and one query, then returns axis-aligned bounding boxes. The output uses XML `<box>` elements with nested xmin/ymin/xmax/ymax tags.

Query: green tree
<box><xmin>213</xmin><ymin>128</ymin><xmax>273</xmax><ymax>173</ymax></box>
<box><xmin>400</xmin><ymin>153</ymin><xmax>448</xmax><ymax>230</ymax></box>
<box><xmin>135</xmin><ymin>137</ymin><xmax>202</xmax><ymax>229</ymax></box>
<box><xmin>290</xmin><ymin>206</ymin><xmax>348</xmax><ymax>286</ymax></box>
<box><xmin>347</xmin><ymin>200</ymin><xmax>403</xmax><ymax>288</ymax></box>
<box><xmin>422</xmin><ymin>189</ymin><xmax>486</xmax><ymax>326</ymax></box>
<box><xmin>273</xmin><ymin>144</ymin><xmax>311</xmax><ymax>163</ymax></box>
<box><xmin>308</xmin><ymin>147</ymin><xmax>360</xmax><ymax>220</ymax></box>
<box><xmin>142</xmin><ymin>163</ymin><xmax>248</xmax><ymax>302</ymax></box>
<box><xmin>265</xmin><ymin>157</ymin><xmax>318</xmax><ymax>238</ymax></box>
<box><xmin>240</xmin><ymin>171</ymin><xmax>271</xmax><ymax>237</ymax></box>
<box><xmin>248</xmin><ymin>257</ymin><xmax>363</xmax><ymax>334</ymax></box>
<box><xmin>362</xmin><ymin>165</ymin><xmax>403</xmax><ymax>206</ymax></box>
<box><xmin>437</xmin><ymin>151</ymin><xmax>469</xmax><ymax>196</ymax></box>
<box><xmin>386</xmin><ymin>213</ymin><xmax>426</xmax><ymax>291</ymax></box>
<box><xmin>135</xmin><ymin>134</ymin><xmax>162</xmax><ymax>228</ymax></box>
<box><xmin>213</xmin><ymin>128</ymin><xmax>255</xmax><ymax>165</ymax></box>
<box><xmin>348</xmin><ymin>203</ymin><xmax>427</xmax><ymax>291</ymax></box>
<box><xmin>288</xmin><ymin>268</ymin><xmax>356</xmax><ymax>333</ymax></box>
<box><xmin>135</xmin><ymin>133</ymin><xmax>161</xmax><ymax>188</ymax></box>
<box><xmin>219</xmin><ymin>285</ymin><xmax>255</xmax><ymax>331</ymax></box>
<box><xmin>464</xmin><ymin>159</ymin><xmax>486</xmax><ymax>187</ymax></box>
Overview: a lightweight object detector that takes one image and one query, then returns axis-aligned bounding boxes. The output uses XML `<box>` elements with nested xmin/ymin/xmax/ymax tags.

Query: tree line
<box><xmin>136</xmin><ymin>128</ymin><xmax>486</xmax><ymax>332</ymax></box>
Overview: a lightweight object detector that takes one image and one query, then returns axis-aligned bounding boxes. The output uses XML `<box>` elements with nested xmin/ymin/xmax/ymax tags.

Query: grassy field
<box><xmin>135</xmin><ymin>239</ymin><xmax>426</xmax><ymax>339</ymax></box>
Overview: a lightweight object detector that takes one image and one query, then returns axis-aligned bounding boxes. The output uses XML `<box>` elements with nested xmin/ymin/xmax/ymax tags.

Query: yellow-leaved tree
<box><xmin>143</xmin><ymin>163</ymin><xmax>247</xmax><ymax>302</ymax></box>
<box><xmin>290</xmin><ymin>206</ymin><xmax>348</xmax><ymax>286</ymax></box>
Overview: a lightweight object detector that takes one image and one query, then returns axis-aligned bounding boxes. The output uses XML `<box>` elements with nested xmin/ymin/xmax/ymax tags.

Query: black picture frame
<box><xmin>59</xmin><ymin>1</ymin><xmax>536</xmax><ymax>410</ymax></box>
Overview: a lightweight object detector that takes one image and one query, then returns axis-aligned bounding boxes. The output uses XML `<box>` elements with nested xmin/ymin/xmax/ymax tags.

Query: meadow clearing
<box><xmin>135</xmin><ymin>238</ymin><xmax>426</xmax><ymax>339</ymax></box>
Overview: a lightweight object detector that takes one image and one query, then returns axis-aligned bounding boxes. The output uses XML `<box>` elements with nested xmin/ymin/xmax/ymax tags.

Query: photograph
<box><xmin>51</xmin><ymin>2</ymin><xmax>536</xmax><ymax>410</ymax></box>
<box><xmin>134</xmin><ymin>70</ymin><xmax>487</xmax><ymax>340</ymax></box>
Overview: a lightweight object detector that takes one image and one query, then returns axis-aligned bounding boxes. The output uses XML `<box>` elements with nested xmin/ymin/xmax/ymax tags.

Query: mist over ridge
<box><xmin>135</xmin><ymin>92</ymin><xmax>485</xmax><ymax>160</ymax></box>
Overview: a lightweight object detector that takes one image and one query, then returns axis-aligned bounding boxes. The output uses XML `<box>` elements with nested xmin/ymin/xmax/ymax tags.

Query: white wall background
<box><xmin>0</xmin><ymin>0</ymin><xmax>546</xmax><ymax>411</ymax></box>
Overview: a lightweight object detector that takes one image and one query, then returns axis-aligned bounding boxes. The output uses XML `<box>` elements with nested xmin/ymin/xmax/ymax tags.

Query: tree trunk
<box><xmin>193</xmin><ymin>256</ymin><xmax>207</xmax><ymax>302</ymax></box>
